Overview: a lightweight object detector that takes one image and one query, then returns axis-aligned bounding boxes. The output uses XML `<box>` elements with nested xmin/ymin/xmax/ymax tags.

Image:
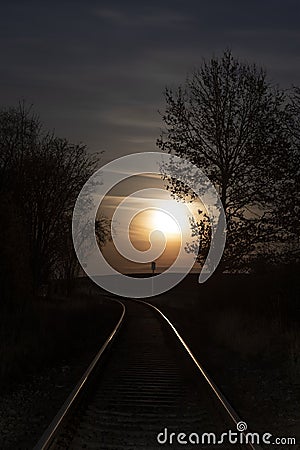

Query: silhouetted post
<box><xmin>151</xmin><ymin>261</ymin><xmax>156</xmax><ymax>276</ymax></box>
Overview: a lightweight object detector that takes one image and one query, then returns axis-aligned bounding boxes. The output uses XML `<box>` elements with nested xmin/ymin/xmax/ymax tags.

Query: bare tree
<box><xmin>269</xmin><ymin>87</ymin><xmax>300</xmax><ymax>262</ymax></box>
<box><xmin>157</xmin><ymin>50</ymin><xmax>296</xmax><ymax>270</ymax></box>
<box><xmin>53</xmin><ymin>215</ymin><xmax>112</xmax><ymax>296</ymax></box>
<box><xmin>0</xmin><ymin>103</ymin><xmax>109</xmax><ymax>299</ymax></box>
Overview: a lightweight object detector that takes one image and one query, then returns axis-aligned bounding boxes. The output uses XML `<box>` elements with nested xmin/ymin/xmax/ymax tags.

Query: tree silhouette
<box><xmin>157</xmin><ymin>51</ymin><xmax>298</xmax><ymax>270</ymax></box>
<box><xmin>0</xmin><ymin>103</ymin><xmax>109</xmax><ymax>301</ymax></box>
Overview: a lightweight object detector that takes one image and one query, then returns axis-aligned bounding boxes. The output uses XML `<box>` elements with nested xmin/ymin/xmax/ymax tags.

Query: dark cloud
<box><xmin>0</xmin><ymin>1</ymin><xmax>299</xmax><ymax>160</ymax></box>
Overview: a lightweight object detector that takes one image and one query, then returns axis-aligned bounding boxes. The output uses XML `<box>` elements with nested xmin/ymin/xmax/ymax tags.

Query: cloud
<box><xmin>93</xmin><ymin>6</ymin><xmax>192</xmax><ymax>28</ymax></box>
<box><xmin>0</xmin><ymin>0</ymin><xmax>299</xmax><ymax>158</ymax></box>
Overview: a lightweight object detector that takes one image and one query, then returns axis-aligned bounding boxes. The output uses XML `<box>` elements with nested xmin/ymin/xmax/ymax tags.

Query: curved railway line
<box><xmin>34</xmin><ymin>297</ymin><xmax>261</xmax><ymax>450</ymax></box>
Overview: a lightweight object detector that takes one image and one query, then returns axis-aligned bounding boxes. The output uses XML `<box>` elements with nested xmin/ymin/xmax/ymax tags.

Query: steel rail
<box><xmin>34</xmin><ymin>294</ymin><xmax>263</xmax><ymax>450</ymax></box>
<box><xmin>135</xmin><ymin>299</ymin><xmax>263</xmax><ymax>450</ymax></box>
<box><xmin>33</xmin><ymin>298</ymin><xmax>126</xmax><ymax>450</ymax></box>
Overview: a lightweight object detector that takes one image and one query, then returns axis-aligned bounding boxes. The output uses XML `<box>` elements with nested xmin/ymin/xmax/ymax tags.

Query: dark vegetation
<box><xmin>0</xmin><ymin>104</ymin><xmax>113</xmax><ymax>387</ymax></box>
<box><xmin>156</xmin><ymin>269</ymin><xmax>300</xmax><ymax>372</ymax></box>
<box><xmin>0</xmin><ymin>293</ymin><xmax>121</xmax><ymax>386</ymax></box>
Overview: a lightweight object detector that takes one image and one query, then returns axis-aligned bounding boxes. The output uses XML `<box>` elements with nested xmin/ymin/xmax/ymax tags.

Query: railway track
<box><xmin>34</xmin><ymin>298</ymin><xmax>260</xmax><ymax>450</ymax></box>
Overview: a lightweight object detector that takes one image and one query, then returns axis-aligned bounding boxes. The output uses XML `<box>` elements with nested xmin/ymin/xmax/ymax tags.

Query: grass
<box><xmin>0</xmin><ymin>293</ymin><xmax>121</xmax><ymax>387</ymax></box>
<box><xmin>153</xmin><ymin>268</ymin><xmax>300</xmax><ymax>380</ymax></box>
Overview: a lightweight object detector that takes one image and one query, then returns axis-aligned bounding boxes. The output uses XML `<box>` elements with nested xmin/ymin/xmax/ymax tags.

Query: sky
<box><xmin>1</xmin><ymin>0</ymin><xmax>300</xmax><ymax>163</ymax></box>
<box><xmin>2</xmin><ymin>1</ymin><xmax>299</xmax><ymax>274</ymax></box>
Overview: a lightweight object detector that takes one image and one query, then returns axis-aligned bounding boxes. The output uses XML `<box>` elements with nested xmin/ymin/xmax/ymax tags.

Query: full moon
<box><xmin>151</xmin><ymin>210</ymin><xmax>180</xmax><ymax>235</ymax></box>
